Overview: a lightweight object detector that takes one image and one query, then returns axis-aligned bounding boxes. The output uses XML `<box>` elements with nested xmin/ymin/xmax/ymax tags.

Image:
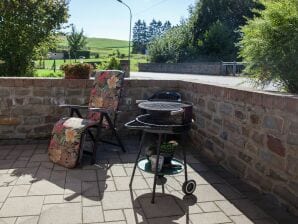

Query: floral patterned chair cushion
<box><xmin>87</xmin><ymin>70</ymin><xmax>123</xmax><ymax>124</ymax></box>
<box><xmin>48</xmin><ymin>70</ymin><xmax>124</xmax><ymax>168</ymax></box>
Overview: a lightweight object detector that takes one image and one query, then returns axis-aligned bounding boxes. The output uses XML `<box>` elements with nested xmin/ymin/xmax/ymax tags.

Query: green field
<box><xmin>35</xmin><ymin>36</ymin><xmax>147</xmax><ymax>76</ymax></box>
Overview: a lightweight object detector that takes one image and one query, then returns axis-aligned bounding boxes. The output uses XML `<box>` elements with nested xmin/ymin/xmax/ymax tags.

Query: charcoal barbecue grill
<box><xmin>126</xmin><ymin>101</ymin><xmax>196</xmax><ymax>203</ymax></box>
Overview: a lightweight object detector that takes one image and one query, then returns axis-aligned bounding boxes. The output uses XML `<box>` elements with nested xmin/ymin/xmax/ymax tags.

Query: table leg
<box><xmin>129</xmin><ymin>131</ymin><xmax>146</xmax><ymax>187</ymax></box>
<box><xmin>151</xmin><ymin>133</ymin><xmax>162</xmax><ymax>203</ymax></box>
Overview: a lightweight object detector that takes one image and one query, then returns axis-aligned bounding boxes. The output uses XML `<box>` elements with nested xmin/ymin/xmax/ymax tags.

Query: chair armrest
<box><xmin>89</xmin><ymin>107</ymin><xmax>113</xmax><ymax>113</ymax></box>
<box><xmin>59</xmin><ymin>104</ymin><xmax>89</xmax><ymax>110</ymax></box>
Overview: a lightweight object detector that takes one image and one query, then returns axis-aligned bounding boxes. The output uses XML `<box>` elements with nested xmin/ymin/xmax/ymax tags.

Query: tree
<box><xmin>132</xmin><ymin>20</ymin><xmax>148</xmax><ymax>54</ymax></box>
<box><xmin>198</xmin><ymin>21</ymin><xmax>235</xmax><ymax>60</ymax></box>
<box><xmin>162</xmin><ymin>21</ymin><xmax>172</xmax><ymax>32</ymax></box>
<box><xmin>0</xmin><ymin>0</ymin><xmax>69</xmax><ymax>76</ymax></box>
<box><xmin>66</xmin><ymin>25</ymin><xmax>87</xmax><ymax>61</ymax></box>
<box><xmin>148</xmin><ymin>19</ymin><xmax>164</xmax><ymax>41</ymax></box>
<box><xmin>148</xmin><ymin>23</ymin><xmax>196</xmax><ymax>63</ymax></box>
<box><xmin>189</xmin><ymin>0</ymin><xmax>263</xmax><ymax>60</ymax></box>
<box><xmin>239</xmin><ymin>0</ymin><xmax>298</xmax><ymax>93</ymax></box>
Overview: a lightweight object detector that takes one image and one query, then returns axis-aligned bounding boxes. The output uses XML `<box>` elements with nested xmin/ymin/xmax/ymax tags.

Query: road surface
<box><xmin>130</xmin><ymin>72</ymin><xmax>276</xmax><ymax>91</ymax></box>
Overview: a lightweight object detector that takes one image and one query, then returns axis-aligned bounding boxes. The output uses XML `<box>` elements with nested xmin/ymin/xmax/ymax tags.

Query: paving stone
<box><xmin>104</xmin><ymin>209</ymin><xmax>125</xmax><ymax>222</ymax></box>
<box><xmin>82</xmin><ymin>196</ymin><xmax>101</xmax><ymax>206</ymax></box>
<box><xmin>190</xmin><ymin>211</ymin><xmax>231</xmax><ymax>224</ymax></box>
<box><xmin>114</xmin><ymin>176</ymin><xmax>148</xmax><ymax>191</ymax></box>
<box><xmin>99</xmin><ymin>180</ymin><xmax>116</xmax><ymax>192</ymax></box>
<box><xmin>0</xmin><ymin>196</ymin><xmax>43</xmax><ymax>217</ymax></box>
<box><xmin>102</xmin><ymin>222</ymin><xmax>126</xmax><ymax>224</ymax></box>
<box><xmin>0</xmin><ymin>174</ymin><xmax>18</xmax><ymax>187</ymax></box>
<box><xmin>29</xmin><ymin>180</ymin><xmax>64</xmax><ymax>195</ymax></box>
<box><xmin>229</xmin><ymin>215</ymin><xmax>254</xmax><ymax>224</ymax></box>
<box><xmin>111</xmin><ymin>165</ymin><xmax>127</xmax><ymax>177</ymax></box>
<box><xmin>198</xmin><ymin>202</ymin><xmax>221</xmax><ymax>212</ymax></box>
<box><xmin>212</xmin><ymin>183</ymin><xmax>244</xmax><ymax>199</ymax></box>
<box><xmin>15</xmin><ymin>216</ymin><xmax>39</xmax><ymax>224</ymax></box>
<box><xmin>215</xmin><ymin>200</ymin><xmax>243</xmax><ymax>216</ymax></box>
<box><xmin>40</xmin><ymin>162</ymin><xmax>54</xmax><ymax>169</ymax></box>
<box><xmin>148</xmin><ymin>215</ymin><xmax>189</xmax><ymax>224</ymax></box>
<box><xmin>97</xmin><ymin>167</ymin><xmax>112</xmax><ymax>181</ymax></box>
<box><xmin>253</xmin><ymin>218</ymin><xmax>279</xmax><ymax>224</ymax></box>
<box><xmin>44</xmin><ymin>195</ymin><xmax>64</xmax><ymax>204</ymax></box>
<box><xmin>134</xmin><ymin>189</ymin><xmax>152</xmax><ymax>197</ymax></box>
<box><xmin>124</xmin><ymin>208</ymin><xmax>148</xmax><ymax>224</ymax></box>
<box><xmin>64</xmin><ymin>181</ymin><xmax>82</xmax><ymax>194</ymax></box>
<box><xmin>64</xmin><ymin>194</ymin><xmax>81</xmax><ymax>203</ymax></box>
<box><xmin>195</xmin><ymin>185</ymin><xmax>226</xmax><ymax>202</ymax></box>
<box><xmin>26</xmin><ymin>161</ymin><xmax>41</xmax><ymax>168</ymax></box>
<box><xmin>39</xmin><ymin>203</ymin><xmax>82</xmax><ymax>224</ymax></box>
<box><xmin>125</xmin><ymin>167</ymin><xmax>142</xmax><ymax>176</ymax></box>
<box><xmin>83</xmin><ymin>206</ymin><xmax>104</xmax><ymax>223</ymax></box>
<box><xmin>30</xmin><ymin>153</ymin><xmax>49</xmax><ymax>162</ymax></box>
<box><xmin>15</xmin><ymin>168</ymin><xmax>38</xmax><ymax>185</ymax></box>
<box><xmin>82</xmin><ymin>181</ymin><xmax>100</xmax><ymax>196</ymax></box>
<box><xmin>0</xmin><ymin>187</ymin><xmax>12</xmax><ymax>202</ymax></box>
<box><xmin>12</xmin><ymin>160</ymin><xmax>28</xmax><ymax>168</ymax></box>
<box><xmin>0</xmin><ymin>217</ymin><xmax>16</xmax><ymax>224</ymax></box>
<box><xmin>102</xmin><ymin>191</ymin><xmax>134</xmax><ymax>210</ymax></box>
<box><xmin>175</xmin><ymin>173</ymin><xmax>209</xmax><ymax>185</ymax></box>
<box><xmin>231</xmin><ymin>199</ymin><xmax>269</xmax><ymax>219</ymax></box>
<box><xmin>0</xmin><ymin>160</ymin><xmax>14</xmax><ymax>170</ymax></box>
<box><xmin>138</xmin><ymin>195</ymin><xmax>184</xmax><ymax>219</ymax></box>
<box><xmin>67</xmin><ymin>169</ymin><xmax>97</xmax><ymax>182</ymax></box>
<box><xmin>9</xmin><ymin>185</ymin><xmax>30</xmax><ymax>197</ymax></box>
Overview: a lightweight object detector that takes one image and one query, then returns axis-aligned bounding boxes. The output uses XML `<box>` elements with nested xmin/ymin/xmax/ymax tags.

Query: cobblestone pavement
<box><xmin>0</xmin><ymin>139</ymin><xmax>297</xmax><ymax>224</ymax></box>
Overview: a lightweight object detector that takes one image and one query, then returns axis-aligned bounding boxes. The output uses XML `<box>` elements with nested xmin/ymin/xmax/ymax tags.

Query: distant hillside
<box><xmin>57</xmin><ymin>36</ymin><xmax>129</xmax><ymax>50</ymax></box>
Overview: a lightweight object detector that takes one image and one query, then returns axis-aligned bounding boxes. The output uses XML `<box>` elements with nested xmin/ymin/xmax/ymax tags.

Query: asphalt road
<box><xmin>130</xmin><ymin>72</ymin><xmax>276</xmax><ymax>91</ymax></box>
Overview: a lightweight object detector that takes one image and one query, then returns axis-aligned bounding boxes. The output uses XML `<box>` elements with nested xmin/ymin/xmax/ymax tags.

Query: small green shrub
<box><xmin>101</xmin><ymin>57</ymin><xmax>121</xmax><ymax>70</ymax></box>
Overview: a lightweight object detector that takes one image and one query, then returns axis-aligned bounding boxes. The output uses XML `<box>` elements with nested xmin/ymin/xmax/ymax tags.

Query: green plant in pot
<box><xmin>60</xmin><ymin>63</ymin><xmax>92</xmax><ymax>79</ymax></box>
<box><xmin>146</xmin><ymin>140</ymin><xmax>178</xmax><ymax>165</ymax></box>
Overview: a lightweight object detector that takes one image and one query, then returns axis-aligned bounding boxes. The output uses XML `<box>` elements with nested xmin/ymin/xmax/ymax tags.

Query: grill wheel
<box><xmin>182</xmin><ymin>180</ymin><xmax>196</xmax><ymax>195</ymax></box>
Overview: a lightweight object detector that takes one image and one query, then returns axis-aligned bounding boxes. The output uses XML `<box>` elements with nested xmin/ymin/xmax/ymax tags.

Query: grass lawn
<box><xmin>34</xmin><ymin>69</ymin><xmax>63</xmax><ymax>77</ymax></box>
<box><xmin>34</xmin><ymin>37</ymin><xmax>148</xmax><ymax>76</ymax></box>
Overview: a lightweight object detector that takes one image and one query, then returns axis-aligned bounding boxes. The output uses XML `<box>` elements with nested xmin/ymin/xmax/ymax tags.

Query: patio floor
<box><xmin>0</xmin><ymin>138</ymin><xmax>297</xmax><ymax>224</ymax></box>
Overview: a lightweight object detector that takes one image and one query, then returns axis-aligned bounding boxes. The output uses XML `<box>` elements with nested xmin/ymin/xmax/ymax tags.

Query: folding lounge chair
<box><xmin>48</xmin><ymin>70</ymin><xmax>126</xmax><ymax>168</ymax></box>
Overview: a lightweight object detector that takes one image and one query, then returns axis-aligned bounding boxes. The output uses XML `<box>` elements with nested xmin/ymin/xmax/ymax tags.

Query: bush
<box><xmin>239</xmin><ymin>0</ymin><xmax>298</xmax><ymax>93</ymax></box>
<box><xmin>101</xmin><ymin>57</ymin><xmax>121</xmax><ymax>70</ymax></box>
<box><xmin>60</xmin><ymin>63</ymin><xmax>92</xmax><ymax>79</ymax></box>
<box><xmin>148</xmin><ymin>24</ymin><xmax>196</xmax><ymax>63</ymax></box>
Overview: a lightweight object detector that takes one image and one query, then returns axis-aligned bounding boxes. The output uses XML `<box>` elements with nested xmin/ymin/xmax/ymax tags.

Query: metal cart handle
<box><xmin>125</xmin><ymin>120</ymin><xmax>151</xmax><ymax>130</ymax></box>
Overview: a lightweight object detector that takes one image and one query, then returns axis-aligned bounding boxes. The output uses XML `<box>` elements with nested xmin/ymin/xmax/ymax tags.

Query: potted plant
<box><xmin>60</xmin><ymin>63</ymin><xmax>92</xmax><ymax>79</ymax></box>
<box><xmin>146</xmin><ymin>140</ymin><xmax>178</xmax><ymax>166</ymax></box>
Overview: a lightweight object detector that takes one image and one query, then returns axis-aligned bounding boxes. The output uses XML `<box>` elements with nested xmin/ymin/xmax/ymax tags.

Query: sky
<box><xmin>66</xmin><ymin>0</ymin><xmax>196</xmax><ymax>40</ymax></box>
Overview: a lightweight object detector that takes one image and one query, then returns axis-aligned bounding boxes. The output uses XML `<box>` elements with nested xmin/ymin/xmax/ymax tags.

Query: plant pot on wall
<box><xmin>61</xmin><ymin>63</ymin><xmax>92</xmax><ymax>79</ymax></box>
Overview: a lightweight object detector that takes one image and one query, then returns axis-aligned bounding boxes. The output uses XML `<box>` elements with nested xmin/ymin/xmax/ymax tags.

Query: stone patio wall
<box><xmin>179</xmin><ymin>81</ymin><xmax>298</xmax><ymax>214</ymax></box>
<box><xmin>0</xmin><ymin>78</ymin><xmax>179</xmax><ymax>139</ymax></box>
<box><xmin>0</xmin><ymin>77</ymin><xmax>297</xmax><ymax>213</ymax></box>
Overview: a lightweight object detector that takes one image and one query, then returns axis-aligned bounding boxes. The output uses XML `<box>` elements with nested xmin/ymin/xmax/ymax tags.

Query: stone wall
<box><xmin>0</xmin><ymin>77</ymin><xmax>297</xmax><ymax>214</ymax></box>
<box><xmin>138</xmin><ymin>62</ymin><xmax>222</xmax><ymax>75</ymax></box>
<box><xmin>179</xmin><ymin>81</ymin><xmax>298</xmax><ymax>214</ymax></box>
<box><xmin>0</xmin><ymin>78</ymin><xmax>179</xmax><ymax>139</ymax></box>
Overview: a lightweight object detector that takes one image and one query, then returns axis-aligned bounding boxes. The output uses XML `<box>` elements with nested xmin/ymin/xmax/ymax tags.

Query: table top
<box><xmin>138</xmin><ymin>101</ymin><xmax>189</xmax><ymax>111</ymax></box>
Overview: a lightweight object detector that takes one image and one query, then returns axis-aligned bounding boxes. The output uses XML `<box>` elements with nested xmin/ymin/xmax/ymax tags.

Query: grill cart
<box><xmin>126</xmin><ymin>101</ymin><xmax>196</xmax><ymax>203</ymax></box>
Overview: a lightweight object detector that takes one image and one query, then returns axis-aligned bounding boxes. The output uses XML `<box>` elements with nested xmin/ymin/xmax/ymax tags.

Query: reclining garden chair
<box><xmin>48</xmin><ymin>70</ymin><xmax>126</xmax><ymax>168</ymax></box>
